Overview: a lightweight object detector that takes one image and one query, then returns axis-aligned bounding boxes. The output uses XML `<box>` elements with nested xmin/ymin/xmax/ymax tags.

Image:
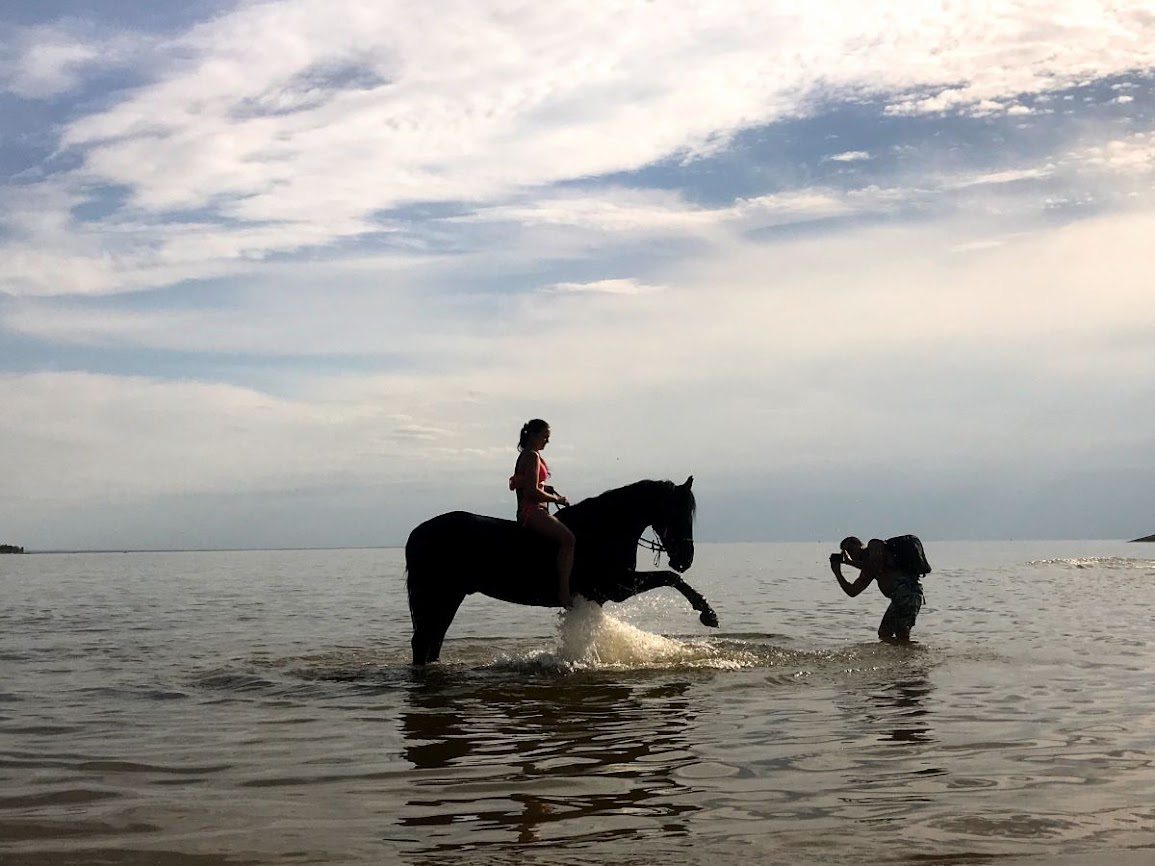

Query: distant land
<box><xmin>1</xmin><ymin>544</ymin><xmax>26</xmax><ymax>554</ymax></box>
<box><xmin>1129</xmin><ymin>534</ymin><xmax>1155</xmax><ymax>542</ymax></box>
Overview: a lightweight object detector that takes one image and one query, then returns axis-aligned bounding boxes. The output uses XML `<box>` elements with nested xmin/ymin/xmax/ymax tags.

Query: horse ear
<box><xmin>683</xmin><ymin>475</ymin><xmax>693</xmax><ymax>489</ymax></box>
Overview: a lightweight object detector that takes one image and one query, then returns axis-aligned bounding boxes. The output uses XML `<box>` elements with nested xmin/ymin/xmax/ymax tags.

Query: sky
<box><xmin>2</xmin><ymin>1</ymin><xmax>1154</xmax><ymax>550</ymax></box>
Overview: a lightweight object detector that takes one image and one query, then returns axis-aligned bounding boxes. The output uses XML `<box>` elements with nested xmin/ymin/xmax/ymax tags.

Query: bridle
<box><xmin>637</xmin><ymin>528</ymin><xmax>692</xmax><ymax>568</ymax></box>
<box><xmin>637</xmin><ymin>532</ymin><xmax>666</xmax><ymax>567</ymax></box>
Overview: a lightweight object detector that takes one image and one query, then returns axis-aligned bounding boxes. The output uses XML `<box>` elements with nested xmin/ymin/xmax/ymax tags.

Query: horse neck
<box><xmin>596</xmin><ymin>480</ymin><xmax>666</xmax><ymax>538</ymax></box>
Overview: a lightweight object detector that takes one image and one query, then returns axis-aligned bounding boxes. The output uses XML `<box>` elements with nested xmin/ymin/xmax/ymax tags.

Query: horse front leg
<box><xmin>607</xmin><ymin>570</ymin><xmax>719</xmax><ymax>628</ymax></box>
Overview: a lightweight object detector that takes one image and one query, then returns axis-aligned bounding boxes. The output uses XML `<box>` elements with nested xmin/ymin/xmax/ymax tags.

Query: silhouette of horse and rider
<box><xmin>405</xmin><ymin>419</ymin><xmax>717</xmax><ymax>665</ymax></box>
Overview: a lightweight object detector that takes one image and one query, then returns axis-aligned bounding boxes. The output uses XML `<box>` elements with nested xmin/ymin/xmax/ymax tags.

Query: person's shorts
<box><xmin>880</xmin><ymin>575</ymin><xmax>924</xmax><ymax>636</ymax></box>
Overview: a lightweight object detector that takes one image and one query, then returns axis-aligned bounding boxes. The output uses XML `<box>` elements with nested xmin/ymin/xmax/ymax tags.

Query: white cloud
<box><xmin>735</xmin><ymin>190</ymin><xmax>856</xmax><ymax>223</ymax></box>
<box><xmin>455</xmin><ymin>189</ymin><xmax>726</xmax><ymax>234</ymax></box>
<box><xmin>5</xmin><ymin>158</ymin><xmax>1152</xmax><ymax>361</ymax></box>
<box><xmin>549</xmin><ymin>279</ymin><xmax>664</xmax><ymax>295</ymax></box>
<box><xmin>1</xmin><ymin>27</ymin><xmax>100</xmax><ymax>97</ymax></box>
<box><xmin>457</xmin><ymin>187</ymin><xmax>854</xmax><ymax>239</ymax></box>
<box><xmin>947</xmin><ymin>167</ymin><xmax>1056</xmax><ymax>189</ymax></box>
<box><xmin>950</xmin><ymin>238</ymin><xmax>1011</xmax><ymax>252</ymax></box>
<box><xmin>2</xmin><ymin>1</ymin><xmax>1151</xmax><ymax>298</ymax></box>
<box><xmin>827</xmin><ymin>151</ymin><xmax>871</xmax><ymax>162</ymax></box>
<box><xmin>5</xmin><ymin>210</ymin><xmax>1154</xmax><ymax>512</ymax></box>
<box><xmin>5</xmin><ymin>2</ymin><xmax>1155</xmax><ymax>545</ymax></box>
<box><xmin>1074</xmin><ymin>133</ymin><xmax>1155</xmax><ymax>174</ymax></box>
<box><xmin>0</xmin><ymin>22</ymin><xmax>152</xmax><ymax>99</ymax></box>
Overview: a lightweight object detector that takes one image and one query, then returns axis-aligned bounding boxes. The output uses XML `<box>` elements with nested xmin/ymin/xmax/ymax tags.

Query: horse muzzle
<box><xmin>668</xmin><ymin>543</ymin><xmax>694</xmax><ymax>573</ymax></box>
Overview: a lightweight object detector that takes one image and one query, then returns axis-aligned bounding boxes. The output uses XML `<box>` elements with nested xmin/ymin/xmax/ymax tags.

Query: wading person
<box><xmin>509</xmin><ymin>419</ymin><xmax>575</xmax><ymax>607</ymax></box>
<box><xmin>829</xmin><ymin>535</ymin><xmax>930</xmax><ymax>642</ymax></box>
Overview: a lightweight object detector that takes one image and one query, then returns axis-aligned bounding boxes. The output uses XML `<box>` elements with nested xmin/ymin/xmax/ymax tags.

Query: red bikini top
<box><xmin>509</xmin><ymin>452</ymin><xmax>549</xmax><ymax>491</ymax></box>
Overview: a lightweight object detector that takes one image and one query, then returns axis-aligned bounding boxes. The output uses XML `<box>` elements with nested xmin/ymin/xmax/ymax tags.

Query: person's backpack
<box><xmin>884</xmin><ymin>535</ymin><xmax>931</xmax><ymax>577</ymax></box>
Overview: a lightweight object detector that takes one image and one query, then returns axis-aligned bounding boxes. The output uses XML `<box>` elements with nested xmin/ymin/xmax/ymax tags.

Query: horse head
<box><xmin>651</xmin><ymin>476</ymin><xmax>695</xmax><ymax>573</ymax></box>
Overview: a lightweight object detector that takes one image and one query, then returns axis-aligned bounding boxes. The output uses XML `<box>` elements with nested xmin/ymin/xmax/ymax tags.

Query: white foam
<box><xmin>554</xmin><ymin>597</ymin><xmax>747</xmax><ymax>670</ymax></box>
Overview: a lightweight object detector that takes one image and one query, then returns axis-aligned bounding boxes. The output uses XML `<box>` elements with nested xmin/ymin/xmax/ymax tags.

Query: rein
<box><xmin>637</xmin><ymin>533</ymin><xmax>667</xmax><ymax>567</ymax></box>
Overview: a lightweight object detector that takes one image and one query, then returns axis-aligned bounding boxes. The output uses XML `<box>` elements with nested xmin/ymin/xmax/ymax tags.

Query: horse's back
<box><xmin>408</xmin><ymin>509</ymin><xmax>511</xmax><ymax>545</ymax></box>
<box><xmin>406</xmin><ymin>510</ymin><xmax>537</xmax><ymax>568</ymax></box>
<box><xmin>406</xmin><ymin>509</ymin><xmax>559</xmax><ymax>599</ymax></box>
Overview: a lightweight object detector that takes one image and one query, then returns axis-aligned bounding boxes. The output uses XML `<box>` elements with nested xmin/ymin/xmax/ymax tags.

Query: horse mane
<box><xmin>571</xmin><ymin>478</ymin><xmax>696</xmax><ymax>521</ymax></box>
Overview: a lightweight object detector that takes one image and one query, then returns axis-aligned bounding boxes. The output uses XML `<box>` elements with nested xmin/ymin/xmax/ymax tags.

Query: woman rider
<box><xmin>509</xmin><ymin>419</ymin><xmax>575</xmax><ymax>607</ymax></box>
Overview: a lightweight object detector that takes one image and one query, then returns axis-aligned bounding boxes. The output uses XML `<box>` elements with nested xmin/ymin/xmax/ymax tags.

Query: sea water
<box><xmin>1</xmin><ymin>541</ymin><xmax>1153</xmax><ymax>865</ymax></box>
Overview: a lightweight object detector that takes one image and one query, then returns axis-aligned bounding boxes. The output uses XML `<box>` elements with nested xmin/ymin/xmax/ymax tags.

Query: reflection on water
<box><xmin>3</xmin><ymin>544</ymin><xmax>1155</xmax><ymax>865</ymax></box>
<box><xmin>829</xmin><ymin>648</ymin><xmax>939</xmax><ymax>748</ymax></box>
<box><xmin>870</xmin><ymin>669</ymin><xmax>935</xmax><ymax>745</ymax></box>
<box><xmin>398</xmin><ymin>671</ymin><xmax>699</xmax><ymax>855</ymax></box>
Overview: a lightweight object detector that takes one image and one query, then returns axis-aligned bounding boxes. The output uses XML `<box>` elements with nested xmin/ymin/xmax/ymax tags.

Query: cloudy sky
<box><xmin>2</xmin><ymin>1</ymin><xmax>1154</xmax><ymax>550</ymax></box>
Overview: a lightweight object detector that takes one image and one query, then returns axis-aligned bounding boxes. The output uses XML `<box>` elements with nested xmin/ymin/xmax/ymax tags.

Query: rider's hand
<box><xmin>556</xmin><ymin>495</ymin><xmax>569</xmax><ymax>507</ymax></box>
<box><xmin>829</xmin><ymin>552</ymin><xmax>842</xmax><ymax>565</ymax></box>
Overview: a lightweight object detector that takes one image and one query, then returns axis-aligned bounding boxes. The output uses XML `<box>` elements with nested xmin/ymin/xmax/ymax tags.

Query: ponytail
<box><xmin>518</xmin><ymin>418</ymin><xmax>549</xmax><ymax>450</ymax></box>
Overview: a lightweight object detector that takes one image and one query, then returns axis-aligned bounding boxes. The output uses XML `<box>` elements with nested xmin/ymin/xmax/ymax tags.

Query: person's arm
<box><xmin>512</xmin><ymin>453</ymin><xmax>566</xmax><ymax>505</ymax></box>
<box><xmin>543</xmin><ymin>484</ymin><xmax>569</xmax><ymax>507</ymax></box>
<box><xmin>830</xmin><ymin>553</ymin><xmax>875</xmax><ymax>597</ymax></box>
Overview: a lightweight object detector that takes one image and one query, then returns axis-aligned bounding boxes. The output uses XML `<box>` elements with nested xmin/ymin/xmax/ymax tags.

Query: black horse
<box><xmin>405</xmin><ymin>476</ymin><xmax>718</xmax><ymax>665</ymax></box>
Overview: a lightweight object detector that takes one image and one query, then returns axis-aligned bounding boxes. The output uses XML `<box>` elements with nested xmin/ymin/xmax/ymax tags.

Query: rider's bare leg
<box><xmin>524</xmin><ymin>509</ymin><xmax>575</xmax><ymax>606</ymax></box>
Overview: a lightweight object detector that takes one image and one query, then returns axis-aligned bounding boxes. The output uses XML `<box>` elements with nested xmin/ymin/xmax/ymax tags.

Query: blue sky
<box><xmin>3</xmin><ymin>1</ymin><xmax>1154</xmax><ymax>550</ymax></box>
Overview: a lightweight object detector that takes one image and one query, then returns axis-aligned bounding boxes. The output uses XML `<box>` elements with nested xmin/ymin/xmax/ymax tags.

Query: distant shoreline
<box><xmin>1129</xmin><ymin>534</ymin><xmax>1155</xmax><ymax>543</ymax></box>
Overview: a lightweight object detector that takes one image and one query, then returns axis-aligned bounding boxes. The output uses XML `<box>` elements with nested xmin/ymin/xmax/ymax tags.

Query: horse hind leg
<box><xmin>407</xmin><ymin>570</ymin><xmax>465</xmax><ymax>665</ymax></box>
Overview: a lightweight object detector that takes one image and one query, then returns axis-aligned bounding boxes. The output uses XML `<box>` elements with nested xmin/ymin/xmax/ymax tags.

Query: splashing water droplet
<box><xmin>557</xmin><ymin>597</ymin><xmax>702</xmax><ymax>668</ymax></box>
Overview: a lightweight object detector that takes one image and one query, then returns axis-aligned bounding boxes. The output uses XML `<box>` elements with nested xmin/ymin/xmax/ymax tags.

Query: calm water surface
<box><xmin>2</xmin><ymin>541</ymin><xmax>1154</xmax><ymax>865</ymax></box>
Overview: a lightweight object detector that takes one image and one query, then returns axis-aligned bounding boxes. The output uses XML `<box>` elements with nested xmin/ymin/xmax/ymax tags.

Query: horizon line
<box><xmin>6</xmin><ymin>537</ymin><xmax>1151</xmax><ymax>555</ymax></box>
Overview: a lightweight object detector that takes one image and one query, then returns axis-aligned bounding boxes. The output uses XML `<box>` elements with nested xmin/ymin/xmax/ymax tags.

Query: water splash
<box><xmin>550</xmin><ymin>598</ymin><xmax>751</xmax><ymax>671</ymax></box>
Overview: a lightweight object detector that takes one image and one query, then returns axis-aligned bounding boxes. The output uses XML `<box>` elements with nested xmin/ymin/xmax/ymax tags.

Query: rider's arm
<box><xmin>830</xmin><ymin>554</ymin><xmax>875</xmax><ymax>597</ymax></box>
<box><xmin>512</xmin><ymin>453</ymin><xmax>564</xmax><ymax>504</ymax></box>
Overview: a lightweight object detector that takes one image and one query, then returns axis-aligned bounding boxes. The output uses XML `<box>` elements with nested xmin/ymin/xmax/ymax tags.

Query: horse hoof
<box><xmin>700</xmin><ymin>610</ymin><xmax>719</xmax><ymax>628</ymax></box>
